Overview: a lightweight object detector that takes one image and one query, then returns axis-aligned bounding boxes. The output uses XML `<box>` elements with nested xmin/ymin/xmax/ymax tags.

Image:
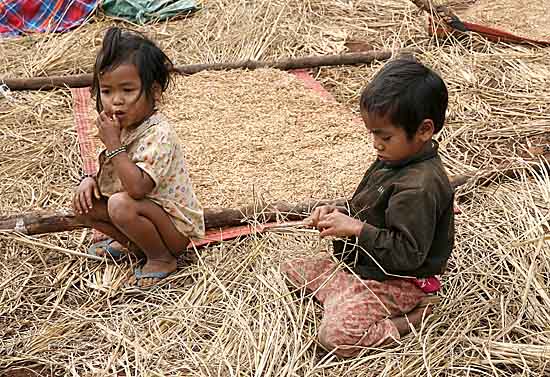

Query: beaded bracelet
<box><xmin>79</xmin><ymin>173</ymin><xmax>95</xmax><ymax>183</ymax></box>
<box><xmin>105</xmin><ymin>145</ymin><xmax>127</xmax><ymax>160</ymax></box>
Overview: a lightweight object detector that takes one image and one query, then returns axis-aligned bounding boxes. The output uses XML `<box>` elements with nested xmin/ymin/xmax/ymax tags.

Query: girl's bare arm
<box><xmin>97</xmin><ymin>112</ymin><xmax>154</xmax><ymax>199</ymax></box>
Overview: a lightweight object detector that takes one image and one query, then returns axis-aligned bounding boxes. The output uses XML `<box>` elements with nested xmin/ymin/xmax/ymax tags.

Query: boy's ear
<box><xmin>418</xmin><ymin>119</ymin><xmax>435</xmax><ymax>142</ymax></box>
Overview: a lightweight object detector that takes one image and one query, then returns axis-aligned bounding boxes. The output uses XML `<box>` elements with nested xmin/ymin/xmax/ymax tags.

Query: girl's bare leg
<box><xmin>75</xmin><ymin>197</ymin><xmax>134</xmax><ymax>256</ymax></box>
<box><xmin>106</xmin><ymin>192</ymin><xmax>190</xmax><ymax>287</ymax></box>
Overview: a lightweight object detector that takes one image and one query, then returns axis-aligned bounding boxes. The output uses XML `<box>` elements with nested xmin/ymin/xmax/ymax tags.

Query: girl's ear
<box><xmin>152</xmin><ymin>83</ymin><xmax>162</xmax><ymax>104</ymax></box>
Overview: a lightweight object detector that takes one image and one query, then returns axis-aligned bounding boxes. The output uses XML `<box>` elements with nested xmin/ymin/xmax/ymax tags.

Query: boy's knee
<box><xmin>107</xmin><ymin>192</ymin><xmax>137</xmax><ymax>225</ymax></box>
<box><xmin>318</xmin><ymin>315</ymin><xmax>395</xmax><ymax>358</ymax></box>
<box><xmin>318</xmin><ymin>324</ymin><xmax>337</xmax><ymax>350</ymax></box>
<box><xmin>280</xmin><ymin>259</ymin><xmax>307</xmax><ymax>287</ymax></box>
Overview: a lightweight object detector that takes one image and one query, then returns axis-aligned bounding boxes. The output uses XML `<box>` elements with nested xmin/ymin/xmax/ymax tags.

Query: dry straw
<box><xmin>1</xmin><ymin>0</ymin><xmax>550</xmax><ymax>375</ymax></box>
<box><xmin>456</xmin><ymin>0</ymin><xmax>550</xmax><ymax>41</ymax></box>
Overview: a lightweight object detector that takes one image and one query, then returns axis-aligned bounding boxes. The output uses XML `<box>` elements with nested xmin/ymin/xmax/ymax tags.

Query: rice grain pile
<box><xmin>166</xmin><ymin>69</ymin><xmax>372</xmax><ymax>207</ymax></box>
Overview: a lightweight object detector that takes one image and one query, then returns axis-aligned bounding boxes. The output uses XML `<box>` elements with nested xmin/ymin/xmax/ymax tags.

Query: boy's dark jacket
<box><xmin>333</xmin><ymin>141</ymin><xmax>454</xmax><ymax>281</ymax></box>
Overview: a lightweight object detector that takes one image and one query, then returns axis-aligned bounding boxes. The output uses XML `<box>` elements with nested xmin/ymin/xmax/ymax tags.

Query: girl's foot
<box><xmin>88</xmin><ymin>239</ymin><xmax>127</xmax><ymax>258</ymax></box>
<box><xmin>126</xmin><ymin>258</ymin><xmax>177</xmax><ymax>288</ymax></box>
<box><xmin>88</xmin><ymin>239</ymin><xmax>144</xmax><ymax>259</ymax></box>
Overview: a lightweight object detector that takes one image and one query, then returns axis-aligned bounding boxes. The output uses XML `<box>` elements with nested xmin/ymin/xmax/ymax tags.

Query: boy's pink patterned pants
<box><xmin>281</xmin><ymin>254</ymin><xmax>427</xmax><ymax>357</ymax></box>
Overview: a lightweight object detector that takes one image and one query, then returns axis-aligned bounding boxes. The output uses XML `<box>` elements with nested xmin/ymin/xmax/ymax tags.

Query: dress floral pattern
<box><xmin>97</xmin><ymin>113</ymin><xmax>205</xmax><ymax>239</ymax></box>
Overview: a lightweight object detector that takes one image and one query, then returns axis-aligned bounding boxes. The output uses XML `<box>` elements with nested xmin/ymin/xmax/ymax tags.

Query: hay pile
<box><xmin>1</xmin><ymin>0</ymin><xmax>550</xmax><ymax>376</ymax></box>
<box><xmin>458</xmin><ymin>0</ymin><xmax>550</xmax><ymax>40</ymax></box>
<box><xmin>0</xmin><ymin>0</ymin><xmax>425</xmax><ymax>78</ymax></box>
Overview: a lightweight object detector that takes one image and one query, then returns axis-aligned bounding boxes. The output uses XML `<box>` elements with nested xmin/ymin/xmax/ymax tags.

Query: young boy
<box><xmin>281</xmin><ymin>58</ymin><xmax>454</xmax><ymax>358</ymax></box>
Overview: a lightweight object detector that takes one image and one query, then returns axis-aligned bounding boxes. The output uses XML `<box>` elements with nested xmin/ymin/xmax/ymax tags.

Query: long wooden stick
<box><xmin>0</xmin><ymin>199</ymin><xmax>346</xmax><ymax>236</ymax></box>
<box><xmin>0</xmin><ymin>174</ymin><xmax>476</xmax><ymax>236</ymax></box>
<box><xmin>1</xmin><ymin>48</ymin><xmax>419</xmax><ymax>91</ymax></box>
<box><xmin>1</xmin><ymin>161</ymin><xmax>546</xmax><ymax>237</ymax></box>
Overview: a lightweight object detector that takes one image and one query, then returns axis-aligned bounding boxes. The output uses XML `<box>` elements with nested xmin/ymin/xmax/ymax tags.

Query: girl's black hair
<box><xmin>360</xmin><ymin>57</ymin><xmax>448</xmax><ymax>138</ymax></box>
<box><xmin>91</xmin><ymin>27</ymin><xmax>173</xmax><ymax>112</ymax></box>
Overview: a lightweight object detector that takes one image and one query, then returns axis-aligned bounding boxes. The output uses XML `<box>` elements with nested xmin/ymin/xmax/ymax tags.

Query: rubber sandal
<box><xmin>87</xmin><ymin>239</ymin><xmax>125</xmax><ymax>259</ymax></box>
<box><xmin>125</xmin><ymin>267</ymin><xmax>173</xmax><ymax>290</ymax></box>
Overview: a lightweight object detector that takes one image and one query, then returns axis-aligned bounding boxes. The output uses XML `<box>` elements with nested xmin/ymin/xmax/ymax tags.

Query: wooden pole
<box><xmin>0</xmin><ymin>159</ymin><xmax>544</xmax><ymax>237</ymax></box>
<box><xmin>1</xmin><ymin>48</ymin><xmax>419</xmax><ymax>91</ymax></box>
<box><xmin>0</xmin><ymin>199</ymin><xmax>346</xmax><ymax>236</ymax></box>
<box><xmin>0</xmin><ymin>174</ymin><xmax>477</xmax><ymax>236</ymax></box>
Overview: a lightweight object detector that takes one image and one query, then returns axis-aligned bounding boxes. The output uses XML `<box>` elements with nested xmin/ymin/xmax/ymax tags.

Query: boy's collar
<box><xmin>380</xmin><ymin>140</ymin><xmax>438</xmax><ymax>168</ymax></box>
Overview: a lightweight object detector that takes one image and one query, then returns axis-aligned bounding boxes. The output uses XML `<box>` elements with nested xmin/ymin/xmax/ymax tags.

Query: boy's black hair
<box><xmin>91</xmin><ymin>27</ymin><xmax>173</xmax><ymax>112</ymax></box>
<box><xmin>360</xmin><ymin>57</ymin><xmax>448</xmax><ymax>138</ymax></box>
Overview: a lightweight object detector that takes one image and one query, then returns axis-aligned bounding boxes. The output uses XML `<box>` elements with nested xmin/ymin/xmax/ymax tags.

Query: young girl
<box><xmin>73</xmin><ymin>27</ymin><xmax>205</xmax><ymax>288</ymax></box>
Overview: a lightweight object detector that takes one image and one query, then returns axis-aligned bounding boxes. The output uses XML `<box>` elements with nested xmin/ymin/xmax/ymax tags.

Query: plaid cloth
<box><xmin>0</xmin><ymin>0</ymin><xmax>97</xmax><ymax>36</ymax></box>
<box><xmin>71</xmin><ymin>87</ymin><xmax>97</xmax><ymax>177</ymax></box>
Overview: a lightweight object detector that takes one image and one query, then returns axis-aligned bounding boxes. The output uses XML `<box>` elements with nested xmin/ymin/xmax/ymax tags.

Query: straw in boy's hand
<box><xmin>305</xmin><ymin>205</ymin><xmax>363</xmax><ymax>237</ymax></box>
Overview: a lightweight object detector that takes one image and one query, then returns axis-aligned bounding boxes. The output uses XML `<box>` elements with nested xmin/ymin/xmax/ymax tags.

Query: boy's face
<box><xmin>361</xmin><ymin>111</ymin><xmax>434</xmax><ymax>163</ymax></box>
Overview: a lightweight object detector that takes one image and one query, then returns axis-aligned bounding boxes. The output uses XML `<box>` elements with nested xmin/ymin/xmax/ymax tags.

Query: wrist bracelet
<box><xmin>80</xmin><ymin>173</ymin><xmax>95</xmax><ymax>182</ymax></box>
<box><xmin>105</xmin><ymin>145</ymin><xmax>127</xmax><ymax>159</ymax></box>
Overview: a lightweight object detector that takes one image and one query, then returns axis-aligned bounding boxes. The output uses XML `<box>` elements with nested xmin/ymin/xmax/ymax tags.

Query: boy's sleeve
<box><xmin>131</xmin><ymin>128</ymin><xmax>173</xmax><ymax>187</ymax></box>
<box><xmin>356</xmin><ymin>187</ymin><xmax>438</xmax><ymax>272</ymax></box>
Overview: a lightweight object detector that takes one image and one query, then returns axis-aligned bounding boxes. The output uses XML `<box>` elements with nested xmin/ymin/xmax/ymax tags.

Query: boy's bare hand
<box><xmin>73</xmin><ymin>177</ymin><xmax>100</xmax><ymax>215</ymax></box>
<box><xmin>305</xmin><ymin>205</ymin><xmax>338</xmax><ymax>227</ymax></box>
<box><xmin>316</xmin><ymin>209</ymin><xmax>364</xmax><ymax>238</ymax></box>
<box><xmin>96</xmin><ymin>111</ymin><xmax>122</xmax><ymax>150</ymax></box>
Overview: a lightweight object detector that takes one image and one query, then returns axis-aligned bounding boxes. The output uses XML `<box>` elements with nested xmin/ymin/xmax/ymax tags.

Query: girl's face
<box><xmin>98</xmin><ymin>63</ymin><xmax>156</xmax><ymax>128</ymax></box>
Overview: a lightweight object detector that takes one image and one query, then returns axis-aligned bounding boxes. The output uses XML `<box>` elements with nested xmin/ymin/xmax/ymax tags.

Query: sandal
<box><xmin>125</xmin><ymin>267</ymin><xmax>173</xmax><ymax>290</ymax></box>
<box><xmin>87</xmin><ymin>239</ymin><xmax>125</xmax><ymax>259</ymax></box>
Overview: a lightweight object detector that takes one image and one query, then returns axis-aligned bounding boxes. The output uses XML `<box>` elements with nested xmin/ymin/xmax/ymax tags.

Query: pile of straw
<box><xmin>0</xmin><ymin>0</ymin><xmax>425</xmax><ymax>78</ymax></box>
<box><xmin>1</xmin><ymin>0</ymin><xmax>550</xmax><ymax>376</ymax></box>
<box><xmin>457</xmin><ymin>0</ymin><xmax>550</xmax><ymax>40</ymax></box>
